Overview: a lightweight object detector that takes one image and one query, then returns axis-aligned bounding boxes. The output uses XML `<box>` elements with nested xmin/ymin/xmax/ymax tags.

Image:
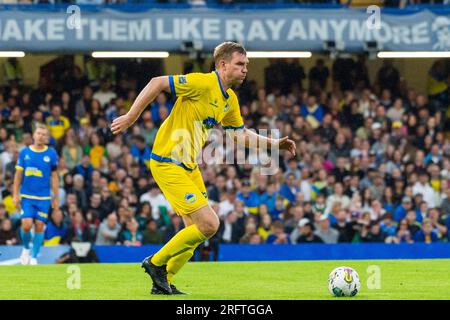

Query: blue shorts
<box><xmin>20</xmin><ymin>198</ymin><xmax>51</xmax><ymax>223</ymax></box>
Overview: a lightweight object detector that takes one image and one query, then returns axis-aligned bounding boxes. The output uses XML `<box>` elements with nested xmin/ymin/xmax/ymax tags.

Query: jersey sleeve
<box><xmin>168</xmin><ymin>73</ymin><xmax>210</xmax><ymax>100</ymax></box>
<box><xmin>221</xmin><ymin>91</ymin><xmax>244</xmax><ymax>130</ymax></box>
<box><xmin>16</xmin><ymin>149</ymin><xmax>25</xmax><ymax>171</ymax></box>
<box><xmin>51</xmin><ymin>149</ymin><xmax>58</xmax><ymax>171</ymax></box>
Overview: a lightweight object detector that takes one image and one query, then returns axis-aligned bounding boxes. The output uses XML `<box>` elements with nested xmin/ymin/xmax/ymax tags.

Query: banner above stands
<box><xmin>0</xmin><ymin>6</ymin><xmax>449</xmax><ymax>53</ymax></box>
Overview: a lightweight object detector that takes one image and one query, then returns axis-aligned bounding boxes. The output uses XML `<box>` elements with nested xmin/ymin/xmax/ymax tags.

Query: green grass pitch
<box><xmin>0</xmin><ymin>259</ymin><xmax>449</xmax><ymax>300</ymax></box>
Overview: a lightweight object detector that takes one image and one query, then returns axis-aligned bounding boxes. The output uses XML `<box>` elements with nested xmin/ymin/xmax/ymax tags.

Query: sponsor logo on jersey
<box><xmin>178</xmin><ymin>75</ymin><xmax>187</xmax><ymax>84</ymax></box>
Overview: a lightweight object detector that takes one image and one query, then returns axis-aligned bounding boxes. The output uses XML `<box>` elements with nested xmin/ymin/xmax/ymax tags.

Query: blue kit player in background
<box><xmin>12</xmin><ymin>124</ymin><xmax>59</xmax><ymax>265</ymax></box>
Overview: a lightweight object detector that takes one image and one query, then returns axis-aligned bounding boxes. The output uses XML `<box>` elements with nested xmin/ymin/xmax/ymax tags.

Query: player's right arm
<box><xmin>111</xmin><ymin>76</ymin><xmax>170</xmax><ymax>135</ymax></box>
<box><xmin>111</xmin><ymin>73</ymin><xmax>209</xmax><ymax>135</ymax></box>
<box><xmin>13</xmin><ymin>165</ymin><xmax>23</xmax><ymax>211</ymax></box>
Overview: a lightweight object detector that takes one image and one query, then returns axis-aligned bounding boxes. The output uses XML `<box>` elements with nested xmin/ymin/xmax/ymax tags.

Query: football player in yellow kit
<box><xmin>111</xmin><ymin>41</ymin><xmax>296</xmax><ymax>294</ymax></box>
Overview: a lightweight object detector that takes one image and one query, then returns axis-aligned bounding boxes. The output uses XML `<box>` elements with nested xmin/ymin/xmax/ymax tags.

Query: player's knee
<box><xmin>21</xmin><ymin>220</ymin><xmax>33</xmax><ymax>232</ymax></box>
<box><xmin>201</xmin><ymin>215</ymin><xmax>220</xmax><ymax>238</ymax></box>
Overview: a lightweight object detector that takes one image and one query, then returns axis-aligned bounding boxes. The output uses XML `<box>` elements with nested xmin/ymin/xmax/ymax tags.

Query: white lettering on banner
<box><xmin>180</xmin><ymin>18</ymin><xmax>201</xmax><ymax>40</ymax></box>
<box><xmin>90</xmin><ymin>19</ymin><xmax>109</xmax><ymax>40</ymax></box>
<box><xmin>266</xmin><ymin>19</ymin><xmax>286</xmax><ymax>41</ymax></box>
<box><xmin>47</xmin><ymin>19</ymin><xmax>65</xmax><ymax>41</ymax></box>
<box><xmin>2</xmin><ymin>20</ymin><xmax>23</xmax><ymax>41</ymax></box>
<box><xmin>24</xmin><ymin>19</ymin><xmax>45</xmax><ymax>41</ymax></box>
<box><xmin>129</xmin><ymin>20</ymin><xmax>152</xmax><ymax>41</ymax></box>
<box><xmin>309</xmin><ymin>19</ymin><xmax>328</xmax><ymax>41</ymax></box>
<box><xmin>110</xmin><ymin>19</ymin><xmax>127</xmax><ymax>41</ymax></box>
<box><xmin>348</xmin><ymin>20</ymin><xmax>373</xmax><ymax>42</ymax></box>
<box><xmin>373</xmin><ymin>21</ymin><xmax>392</xmax><ymax>43</ymax></box>
<box><xmin>173</xmin><ymin>18</ymin><xmax>181</xmax><ymax>39</ymax></box>
<box><xmin>0</xmin><ymin>14</ymin><xmax>436</xmax><ymax>48</ymax></box>
<box><xmin>156</xmin><ymin>18</ymin><xmax>172</xmax><ymax>40</ymax></box>
<box><xmin>412</xmin><ymin>22</ymin><xmax>429</xmax><ymax>44</ymax></box>
<box><xmin>247</xmin><ymin>20</ymin><xmax>268</xmax><ymax>41</ymax></box>
<box><xmin>392</xmin><ymin>26</ymin><xmax>411</xmax><ymax>45</ymax></box>
<box><xmin>287</xmin><ymin>19</ymin><xmax>308</xmax><ymax>41</ymax></box>
<box><xmin>75</xmin><ymin>19</ymin><xmax>89</xmax><ymax>40</ymax></box>
<box><xmin>225</xmin><ymin>19</ymin><xmax>245</xmax><ymax>42</ymax></box>
<box><xmin>329</xmin><ymin>19</ymin><xmax>348</xmax><ymax>41</ymax></box>
<box><xmin>203</xmin><ymin>18</ymin><xmax>220</xmax><ymax>40</ymax></box>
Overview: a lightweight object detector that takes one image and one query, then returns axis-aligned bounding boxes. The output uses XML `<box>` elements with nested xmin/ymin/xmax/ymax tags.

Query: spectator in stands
<box><xmin>239</xmin><ymin>218</ymin><xmax>258</xmax><ymax>244</ymax></box>
<box><xmin>95</xmin><ymin>212</ymin><xmax>121</xmax><ymax>245</ymax></box>
<box><xmin>405</xmin><ymin>209</ymin><xmax>421</xmax><ymax>237</ymax></box>
<box><xmin>61</xmin><ymin>135</ymin><xmax>83</xmax><ymax>171</ymax></box>
<box><xmin>279</xmin><ymin>173</ymin><xmax>300</xmax><ymax>204</ymax></box>
<box><xmin>67</xmin><ymin>210</ymin><xmax>95</xmax><ymax>243</ymax></box>
<box><xmin>396</xmin><ymin>219</ymin><xmax>414</xmax><ymax>243</ymax></box>
<box><xmin>301</xmin><ymin>95</ymin><xmax>324</xmax><ymax>129</ymax></box>
<box><xmin>296</xmin><ymin>219</ymin><xmax>323</xmax><ymax>244</ymax></box>
<box><xmin>332</xmin><ymin>209</ymin><xmax>355</xmax><ymax>243</ymax></box>
<box><xmin>93</xmin><ymin>78</ymin><xmax>117</xmax><ymax>108</ymax></box>
<box><xmin>0</xmin><ymin>218</ymin><xmax>17</xmax><ymax>245</ymax></box>
<box><xmin>325</xmin><ymin>182</ymin><xmax>350</xmax><ymax>214</ymax></box>
<box><xmin>394</xmin><ymin>196</ymin><xmax>414</xmax><ymax>222</ymax></box>
<box><xmin>413</xmin><ymin>171</ymin><xmax>437</xmax><ymax>208</ymax></box>
<box><xmin>218</xmin><ymin>211</ymin><xmax>243</xmax><ymax>244</ymax></box>
<box><xmin>164</xmin><ymin>214</ymin><xmax>184</xmax><ymax>243</ymax></box>
<box><xmin>414</xmin><ymin>218</ymin><xmax>439</xmax><ymax>243</ymax></box>
<box><xmin>237</xmin><ymin>180</ymin><xmax>260</xmax><ymax>215</ymax></box>
<box><xmin>266</xmin><ymin>220</ymin><xmax>291</xmax><ymax>244</ymax></box>
<box><xmin>314</xmin><ymin>214</ymin><xmax>339</xmax><ymax>244</ymax></box>
<box><xmin>142</xmin><ymin>219</ymin><xmax>164</xmax><ymax>245</ymax></box>
<box><xmin>122</xmin><ymin>218</ymin><xmax>143</xmax><ymax>246</ymax></box>
<box><xmin>84</xmin><ymin>132</ymin><xmax>107</xmax><ymax>169</ymax></box>
<box><xmin>46</xmin><ymin>103</ymin><xmax>70</xmax><ymax>143</ymax></box>
<box><xmin>44</xmin><ymin>208</ymin><xmax>68</xmax><ymax>246</ymax></box>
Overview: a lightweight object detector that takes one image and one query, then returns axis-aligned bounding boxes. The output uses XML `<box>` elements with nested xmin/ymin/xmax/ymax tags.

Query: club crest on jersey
<box><xmin>185</xmin><ymin>193</ymin><xmax>197</xmax><ymax>204</ymax></box>
<box><xmin>43</xmin><ymin>156</ymin><xmax>50</xmax><ymax>162</ymax></box>
<box><xmin>178</xmin><ymin>75</ymin><xmax>187</xmax><ymax>84</ymax></box>
<box><xmin>24</xmin><ymin>155</ymin><xmax>31</xmax><ymax>160</ymax></box>
<box><xmin>202</xmin><ymin>117</ymin><xmax>218</xmax><ymax>129</ymax></box>
<box><xmin>223</xmin><ymin>103</ymin><xmax>230</xmax><ymax>112</ymax></box>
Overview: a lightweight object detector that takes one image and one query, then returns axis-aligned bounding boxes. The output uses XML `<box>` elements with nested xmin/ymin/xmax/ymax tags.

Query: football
<box><xmin>328</xmin><ymin>267</ymin><xmax>361</xmax><ymax>297</ymax></box>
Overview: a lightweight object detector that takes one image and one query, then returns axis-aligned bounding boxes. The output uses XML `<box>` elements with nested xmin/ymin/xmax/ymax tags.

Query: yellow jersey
<box><xmin>46</xmin><ymin>116</ymin><xmax>70</xmax><ymax>140</ymax></box>
<box><xmin>151</xmin><ymin>71</ymin><xmax>244</xmax><ymax>171</ymax></box>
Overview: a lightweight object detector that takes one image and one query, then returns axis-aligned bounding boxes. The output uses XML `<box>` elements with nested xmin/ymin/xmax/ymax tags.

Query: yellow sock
<box><xmin>167</xmin><ymin>249</ymin><xmax>195</xmax><ymax>284</ymax></box>
<box><xmin>151</xmin><ymin>224</ymin><xmax>206</xmax><ymax>267</ymax></box>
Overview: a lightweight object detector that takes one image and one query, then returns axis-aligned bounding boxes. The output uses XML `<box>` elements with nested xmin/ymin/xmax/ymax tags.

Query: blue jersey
<box><xmin>16</xmin><ymin>146</ymin><xmax>58</xmax><ymax>200</ymax></box>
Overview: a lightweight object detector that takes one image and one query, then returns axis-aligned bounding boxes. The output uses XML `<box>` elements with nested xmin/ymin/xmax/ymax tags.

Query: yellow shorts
<box><xmin>150</xmin><ymin>159</ymin><xmax>208</xmax><ymax>216</ymax></box>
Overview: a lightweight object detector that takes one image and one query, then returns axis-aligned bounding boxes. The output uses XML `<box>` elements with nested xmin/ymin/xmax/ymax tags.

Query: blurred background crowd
<box><xmin>0</xmin><ymin>0</ymin><xmax>449</xmax><ymax>9</ymax></box>
<box><xmin>0</xmin><ymin>52</ymin><xmax>449</xmax><ymax>261</ymax></box>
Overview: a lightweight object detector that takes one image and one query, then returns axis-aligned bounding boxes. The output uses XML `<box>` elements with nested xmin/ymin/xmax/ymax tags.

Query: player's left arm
<box><xmin>222</xmin><ymin>92</ymin><xmax>296</xmax><ymax>156</ymax></box>
<box><xmin>231</xmin><ymin>128</ymin><xmax>296</xmax><ymax>156</ymax></box>
<box><xmin>51</xmin><ymin>150</ymin><xmax>59</xmax><ymax>209</ymax></box>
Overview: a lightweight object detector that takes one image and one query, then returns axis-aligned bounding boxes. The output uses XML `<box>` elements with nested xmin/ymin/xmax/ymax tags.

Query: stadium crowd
<box><xmin>0</xmin><ymin>54</ymin><xmax>449</xmax><ymax>261</ymax></box>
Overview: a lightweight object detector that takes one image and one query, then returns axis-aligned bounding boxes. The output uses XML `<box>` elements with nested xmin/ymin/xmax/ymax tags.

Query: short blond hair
<box><xmin>213</xmin><ymin>41</ymin><xmax>246</xmax><ymax>68</ymax></box>
<box><xmin>34</xmin><ymin>123</ymin><xmax>48</xmax><ymax>132</ymax></box>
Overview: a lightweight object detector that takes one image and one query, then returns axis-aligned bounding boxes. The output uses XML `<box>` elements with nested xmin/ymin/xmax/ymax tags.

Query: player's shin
<box><xmin>166</xmin><ymin>248</ymin><xmax>196</xmax><ymax>284</ymax></box>
<box><xmin>151</xmin><ymin>224</ymin><xmax>206</xmax><ymax>267</ymax></box>
<box><xmin>32</xmin><ymin>233</ymin><xmax>44</xmax><ymax>259</ymax></box>
<box><xmin>20</xmin><ymin>228</ymin><xmax>32</xmax><ymax>249</ymax></box>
